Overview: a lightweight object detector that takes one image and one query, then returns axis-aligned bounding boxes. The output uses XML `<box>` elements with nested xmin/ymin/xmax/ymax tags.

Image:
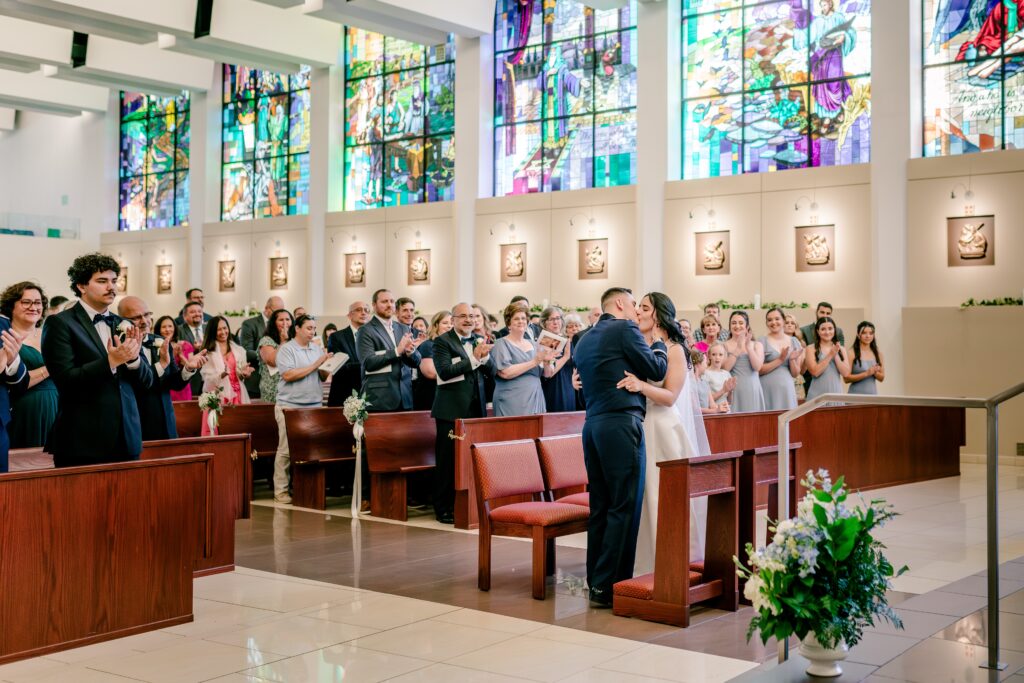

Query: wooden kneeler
<box><xmin>612</xmin><ymin>451</ymin><xmax>742</xmax><ymax>627</ymax></box>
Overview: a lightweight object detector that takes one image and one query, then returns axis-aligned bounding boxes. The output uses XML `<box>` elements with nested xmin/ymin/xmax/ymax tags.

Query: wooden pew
<box><xmin>363</xmin><ymin>411</ymin><xmax>436</xmax><ymax>521</ymax></box>
<box><xmin>540</xmin><ymin>411</ymin><xmax>585</xmax><ymax>436</ymax></box>
<box><xmin>7</xmin><ymin>447</ymin><xmax>52</xmax><ymax>471</ymax></box>
<box><xmin>0</xmin><ymin>454</ymin><xmax>211</xmax><ymax>664</ymax></box>
<box><xmin>141</xmin><ymin>434</ymin><xmax>253</xmax><ymax>576</ymax></box>
<box><xmin>282</xmin><ymin>407</ymin><xmax>355</xmax><ymax>510</ymax></box>
<box><xmin>613</xmin><ymin>450</ymin><xmax>742</xmax><ymax>627</ymax></box>
<box><xmin>173</xmin><ymin>400</ymin><xmax>202</xmax><ymax>438</ymax></box>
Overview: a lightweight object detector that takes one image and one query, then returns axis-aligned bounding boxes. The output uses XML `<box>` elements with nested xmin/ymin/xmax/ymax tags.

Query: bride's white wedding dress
<box><xmin>634</xmin><ymin>353</ymin><xmax>711</xmax><ymax>576</ymax></box>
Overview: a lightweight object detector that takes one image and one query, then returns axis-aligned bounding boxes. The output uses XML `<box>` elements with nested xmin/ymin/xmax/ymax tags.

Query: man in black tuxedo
<box><xmin>327</xmin><ymin>300</ymin><xmax>370</xmax><ymax>407</ymax></box>
<box><xmin>118</xmin><ymin>296</ymin><xmax>209</xmax><ymax>441</ymax></box>
<box><xmin>430</xmin><ymin>303</ymin><xmax>493</xmax><ymax>523</ymax></box>
<box><xmin>174</xmin><ymin>288</ymin><xmax>212</xmax><ymax>326</ymax></box>
<box><xmin>573</xmin><ymin>287</ymin><xmax>668</xmax><ymax>607</ymax></box>
<box><xmin>41</xmin><ymin>253</ymin><xmax>154</xmax><ymax>467</ymax></box>
<box><xmin>495</xmin><ymin>295</ymin><xmax>542</xmax><ymax>340</ymax></box>
<box><xmin>238</xmin><ymin>296</ymin><xmax>284</xmax><ymax>400</ymax></box>
<box><xmin>356</xmin><ymin>289</ymin><xmax>423</xmax><ymax>412</ymax></box>
<box><xmin>0</xmin><ymin>322</ymin><xmax>29</xmax><ymax>472</ymax></box>
<box><xmin>177</xmin><ymin>301</ymin><xmax>207</xmax><ymax>396</ymax></box>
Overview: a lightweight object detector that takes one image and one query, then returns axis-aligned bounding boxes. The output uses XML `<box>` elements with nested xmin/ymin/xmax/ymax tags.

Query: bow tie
<box><xmin>93</xmin><ymin>313</ymin><xmax>111</xmax><ymax>325</ymax></box>
<box><xmin>460</xmin><ymin>337</ymin><xmax>475</xmax><ymax>344</ymax></box>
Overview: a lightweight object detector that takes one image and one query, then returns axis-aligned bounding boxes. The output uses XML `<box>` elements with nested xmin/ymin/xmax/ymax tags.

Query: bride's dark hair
<box><xmin>645</xmin><ymin>292</ymin><xmax>692</xmax><ymax>368</ymax></box>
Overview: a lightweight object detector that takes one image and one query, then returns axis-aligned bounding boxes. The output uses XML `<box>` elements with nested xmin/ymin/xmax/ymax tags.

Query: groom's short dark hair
<box><xmin>600</xmin><ymin>287</ymin><xmax>632</xmax><ymax>310</ymax></box>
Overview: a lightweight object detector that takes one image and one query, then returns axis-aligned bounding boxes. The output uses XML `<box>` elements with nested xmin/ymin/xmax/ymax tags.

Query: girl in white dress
<box><xmin>617</xmin><ymin>293</ymin><xmax>711</xmax><ymax>577</ymax></box>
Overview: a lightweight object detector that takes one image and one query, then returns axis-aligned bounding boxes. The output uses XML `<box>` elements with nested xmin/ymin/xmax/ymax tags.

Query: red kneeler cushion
<box><xmin>489</xmin><ymin>502</ymin><xmax>589</xmax><ymax>526</ymax></box>
<box><xmin>556</xmin><ymin>492</ymin><xmax>589</xmax><ymax>507</ymax></box>
<box><xmin>614</xmin><ymin>568</ymin><xmax>704</xmax><ymax>601</ymax></box>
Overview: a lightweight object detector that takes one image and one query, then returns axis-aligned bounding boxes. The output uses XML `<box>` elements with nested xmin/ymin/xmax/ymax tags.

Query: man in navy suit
<box><xmin>326</xmin><ymin>300</ymin><xmax>369</xmax><ymax>407</ymax></box>
<box><xmin>41</xmin><ymin>253</ymin><xmax>154</xmax><ymax>467</ymax></box>
<box><xmin>118</xmin><ymin>296</ymin><xmax>208</xmax><ymax>441</ymax></box>
<box><xmin>356</xmin><ymin>289</ymin><xmax>422</xmax><ymax>412</ymax></box>
<box><xmin>573</xmin><ymin>287</ymin><xmax>668</xmax><ymax>607</ymax></box>
<box><xmin>0</xmin><ymin>320</ymin><xmax>29</xmax><ymax>472</ymax></box>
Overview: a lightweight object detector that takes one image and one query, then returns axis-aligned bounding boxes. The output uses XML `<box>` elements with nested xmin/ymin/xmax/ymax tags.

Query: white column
<box><xmin>186</xmin><ymin>88</ymin><xmax>209</xmax><ymax>289</ymax></box>
<box><xmin>635</xmin><ymin>0</ymin><xmax>680</xmax><ymax>294</ymax></box>
<box><xmin>869</xmin><ymin>0</ymin><xmax>916</xmax><ymax>393</ymax></box>
<box><xmin>307</xmin><ymin>64</ymin><xmax>341</xmax><ymax>314</ymax></box>
<box><xmin>453</xmin><ymin>33</ymin><xmax>493</xmax><ymax>303</ymax></box>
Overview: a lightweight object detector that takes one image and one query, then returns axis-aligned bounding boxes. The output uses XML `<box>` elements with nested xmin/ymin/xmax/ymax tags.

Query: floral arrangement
<box><xmin>708</xmin><ymin>299</ymin><xmax>810</xmax><ymax>311</ymax></box>
<box><xmin>960</xmin><ymin>296</ymin><xmax>1023</xmax><ymax>309</ymax></box>
<box><xmin>198</xmin><ymin>386</ymin><xmax>229</xmax><ymax>433</ymax></box>
<box><xmin>342</xmin><ymin>390</ymin><xmax>371</xmax><ymax>427</ymax></box>
<box><xmin>735</xmin><ymin>469</ymin><xmax>906</xmax><ymax>650</ymax></box>
<box><xmin>343</xmin><ymin>391</ymin><xmax>372</xmax><ymax>517</ymax></box>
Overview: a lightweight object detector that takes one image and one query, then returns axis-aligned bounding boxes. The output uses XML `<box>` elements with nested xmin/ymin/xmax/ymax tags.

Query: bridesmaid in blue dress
<box><xmin>490</xmin><ymin>303</ymin><xmax>556</xmax><ymax>416</ymax></box>
<box><xmin>758</xmin><ymin>308</ymin><xmax>804</xmax><ymax>411</ymax></box>
<box><xmin>804</xmin><ymin>317</ymin><xmax>851</xmax><ymax>401</ymax></box>
<box><xmin>723</xmin><ymin>311</ymin><xmax>766</xmax><ymax>413</ymax></box>
<box><xmin>846</xmin><ymin>321</ymin><xmax>884</xmax><ymax>395</ymax></box>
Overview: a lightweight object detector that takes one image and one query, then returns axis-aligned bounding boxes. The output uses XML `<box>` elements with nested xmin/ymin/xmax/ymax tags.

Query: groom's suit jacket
<box><xmin>356</xmin><ymin>316</ymin><xmax>421</xmax><ymax>412</ymax></box>
<box><xmin>41</xmin><ymin>302</ymin><xmax>154</xmax><ymax>467</ymax></box>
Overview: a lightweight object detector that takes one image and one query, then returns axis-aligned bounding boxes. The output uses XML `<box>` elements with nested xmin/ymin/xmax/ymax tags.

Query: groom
<box><xmin>574</xmin><ymin>287</ymin><xmax>668</xmax><ymax>607</ymax></box>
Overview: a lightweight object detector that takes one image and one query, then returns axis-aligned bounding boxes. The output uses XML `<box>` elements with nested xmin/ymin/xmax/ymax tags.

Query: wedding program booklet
<box><xmin>536</xmin><ymin>330</ymin><xmax>568</xmax><ymax>355</ymax></box>
<box><xmin>319</xmin><ymin>352</ymin><xmax>349</xmax><ymax>376</ymax></box>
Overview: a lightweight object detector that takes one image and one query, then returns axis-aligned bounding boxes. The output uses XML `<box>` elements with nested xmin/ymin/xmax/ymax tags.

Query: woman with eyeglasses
<box><xmin>412</xmin><ymin>310</ymin><xmax>452</xmax><ymax>411</ymax></box>
<box><xmin>0</xmin><ymin>281</ymin><xmax>58</xmax><ymax>447</ymax></box>
<box><xmin>539</xmin><ymin>306</ymin><xmax>575</xmax><ymax>412</ymax></box>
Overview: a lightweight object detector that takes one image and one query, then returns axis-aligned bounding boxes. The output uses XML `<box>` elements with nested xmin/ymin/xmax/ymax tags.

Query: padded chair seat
<box><xmin>614</xmin><ymin>570</ymin><xmax>703</xmax><ymax>601</ymax></box>
<box><xmin>489</xmin><ymin>502</ymin><xmax>589</xmax><ymax>527</ymax></box>
<box><xmin>556</xmin><ymin>492</ymin><xmax>589</xmax><ymax>507</ymax></box>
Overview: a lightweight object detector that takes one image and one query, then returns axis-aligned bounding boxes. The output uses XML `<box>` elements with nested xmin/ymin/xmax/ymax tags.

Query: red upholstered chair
<box><xmin>535</xmin><ymin>435</ymin><xmax>588</xmax><ymax>507</ymax></box>
<box><xmin>471</xmin><ymin>439</ymin><xmax>589</xmax><ymax>600</ymax></box>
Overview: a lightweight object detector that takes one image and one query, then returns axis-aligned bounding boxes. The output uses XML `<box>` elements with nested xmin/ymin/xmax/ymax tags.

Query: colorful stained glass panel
<box><xmin>594</xmin><ymin>31</ymin><xmax>638</xmax><ymax>111</ymax></box>
<box><xmin>254</xmin><ymin>155</ymin><xmax>288</xmax><ymax>218</ymax></box>
<box><xmin>175</xmin><ymin>170</ymin><xmax>189</xmax><ymax>227</ymax></box>
<box><xmin>146</xmin><ymin>173</ymin><xmax>176</xmax><ymax>228</ymax></box>
<box><xmin>426</xmin><ymin>135</ymin><xmax>455</xmax><ymax>202</ymax></box>
<box><xmin>288</xmin><ymin>154</ymin><xmax>309</xmax><ymax>215</ymax></box>
<box><xmin>347</xmin><ymin>28</ymin><xmax>384</xmax><ymax>79</ymax></box>
<box><xmin>345</xmin><ymin>145</ymin><xmax>383</xmax><ymax>210</ymax></box>
<box><xmin>384</xmin><ymin>70</ymin><xmax>425</xmax><ymax>140</ymax></box>
<box><xmin>426</xmin><ymin>63</ymin><xmax>455</xmax><ymax>135</ymax></box>
<box><xmin>683</xmin><ymin>11</ymin><xmax>742</xmax><ymax>98</ymax></box>
<box><xmin>494</xmin><ymin>122</ymin><xmax>543</xmax><ymax>196</ymax></box>
<box><xmin>923</xmin><ymin>61</ymin><xmax>1004</xmax><ymax>156</ymax></box>
<box><xmin>494</xmin><ymin>0</ymin><xmax>543</xmax><ymax>54</ymax></box>
<box><xmin>222</xmin><ymin>162</ymin><xmax>254</xmax><ymax>221</ymax></box>
<box><xmin>384</xmin><ymin>139</ymin><xmax>425</xmax><ymax>206</ymax></box>
<box><xmin>119</xmin><ymin>177</ymin><xmax>145</xmax><ymax>231</ymax></box>
<box><xmin>683</xmin><ymin>95</ymin><xmax>743</xmax><ymax>178</ymax></box>
<box><xmin>346</xmin><ymin>77</ymin><xmax>383</xmax><ymax>145</ymax></box>
<box><xmin>594</xmin><ymin>110</ymin><xmax>637</xmax><ymax>188</ymax></box>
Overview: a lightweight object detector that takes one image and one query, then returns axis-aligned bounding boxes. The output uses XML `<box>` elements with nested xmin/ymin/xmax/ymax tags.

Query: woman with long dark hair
<box><xmin>804</xmin><ymin>316</ymin><xmax>850</xmax><ymax>401</ymax></box>
<box><xmin>258</xmin><ymin>309</ymin><xmax>293</xmax><ymax>404</ymax></box>
<box><xmin>155</xmin><ymin>314</ymin><xmax>194</xmax><ymax>401</ymax></box>
<box><xmin>722</xmin><ymin>310</ymin><xmax>766</xmax><ymax>413</ymax></box>
<box><xmin>758</xmin><ymin>307</ymin><xmax>804</xmax><ymax>410</ymax></box>
<box><xmin>616</xmin><ymin>292</ymin><xmax>710</xmax><ymax>576</ymax></box>
<box><xmin>846</xmin><ymin>321</ymin><xmax>884</xmax><ymax>395</ymax></box>
<box><xmin>199</xmin><ymin>316</ymin><xmax>252</xmax><ymax>435</ymax></box>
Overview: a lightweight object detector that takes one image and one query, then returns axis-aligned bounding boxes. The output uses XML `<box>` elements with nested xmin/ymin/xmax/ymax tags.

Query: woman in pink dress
<box><xmin>198</xmin><ymin>316</ymin><xmax>253</xmax><ymax>435</ymax></box>
<box><xmin>156</xmin><ymin>315</ymin><xmax>194</xmax><ymax>401</ymax></box>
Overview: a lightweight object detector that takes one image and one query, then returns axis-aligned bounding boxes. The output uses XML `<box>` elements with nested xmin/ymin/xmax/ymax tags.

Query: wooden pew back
<box><xmin>363</xmin><ymin>410</ymin><xmax>435</xmax><ymax>474</ymax></box>
<box><xmin>172</xmin><ymin>400</ymin><xmax>202</xmax><ymax>438</ymax></box>
<box><xmin>282</xmin><ymin>407</ymin><xmax>355</xmax><ymax>464</ymax></box>
<box><xmin>217</xmin><ymin>403</ymin><xmax>279</xmax><ymax>457</ymax></box>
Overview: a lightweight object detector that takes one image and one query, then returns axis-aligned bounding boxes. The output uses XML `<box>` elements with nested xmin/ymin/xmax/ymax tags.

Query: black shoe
<box><xmin>437</xmin><ymin>512</ymin><xmax>455</xmax><ymax>524</ymax></box>
<box><xmin>588</xmin><ymin>588</ymin><xmax>612</xmax><ymax>608</ymax></box>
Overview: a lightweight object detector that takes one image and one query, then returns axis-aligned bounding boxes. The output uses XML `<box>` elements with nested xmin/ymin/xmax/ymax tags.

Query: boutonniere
<box><xmin>116</xmin><ymin>320</ymin><xmax>134</xmax><ymax>336</ymax></box>
<box><xmin>152</xmin><ymin>337</ymin><xmax>164</xmax><ymax>349</ymax></box>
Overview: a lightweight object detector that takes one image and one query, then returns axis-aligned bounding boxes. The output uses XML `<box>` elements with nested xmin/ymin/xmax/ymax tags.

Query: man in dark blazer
<box><xmin>430</xmin><ymin>302</ymin><xmax>493</xmax><ymax>524</ymax></box>
<box><xmin>356</xmin><ymin>289</ymin><xmax>422</xmax><ymax>412</ymax></box>
<box><xmin>573</xmin><ymin>287</ymin><xmax>668</xmax><ymax>607</ymax></box>
<box><xmin>327</xmin><ymin>300</ymin><xmax>370</xmax><ymax>407</ymax></box>
<box><xmin>177</xmin><ymin>301</ymin><xmax>207</xmax><ymax>396</ymax></box>
<box><xmin>41</xmin><ymin>253</ymin><xmax>154</xmax><ymax>467</ymax></box>
<box><xmin>238</xmin><ymin>296</ymin><xmax>283</xmax><ymax>400</ymax></box>
<box><xmin>119</xmin><ymin>296</ymin><xmax>208</xmax><ymax>441</ymax></box>
<box><xmin>0</xmin><ymin>321</ymin><xmax>29</xmax><ymax>472</ymax></box>
<box><xmin>174</xmin><ymin>288</ymin><xmax>213</xmax><ymax>326</ymax></box>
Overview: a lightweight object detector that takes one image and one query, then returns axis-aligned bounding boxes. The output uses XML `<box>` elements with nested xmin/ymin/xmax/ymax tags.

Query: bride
<box><xmin>617</xmin><ymin>292</ymin><xmax>711</xmax><ymax>576</ymax></box>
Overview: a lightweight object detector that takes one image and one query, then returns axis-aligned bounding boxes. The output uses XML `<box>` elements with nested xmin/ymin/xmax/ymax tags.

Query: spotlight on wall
<box><xmin>687</xmin><ymin>204</ymin><xmax>715</xmax><ymax>220</ymax></box>
<box><xmin>950</xmin><ymin>183</ymin><xmax>974</xmax><ymax>200</ymax></box>
<box><xmin>794</xmin><ymin>196</ymin><xmax>819</xmax><ymax>212</ymax></box>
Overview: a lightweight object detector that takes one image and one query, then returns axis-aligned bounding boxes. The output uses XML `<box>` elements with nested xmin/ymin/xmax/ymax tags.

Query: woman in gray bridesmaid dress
<box><xmin>758</xmin><ymin>308</ymin><xmax>803</xmax><ymax>411</ymax></box>
<box><xmin>804</xmin><ymin>317</ymin><xmax>850</xmax><ymax>401</ymax></box>
<box><xmin>723</xmin><ymin>311</ymin><xmax>766</xmax><ymax>413</ymax></box>
<box><xmin>846</xmin><ymin>321</ymin><xmax>884</xmax><ymax>395</ymax></box>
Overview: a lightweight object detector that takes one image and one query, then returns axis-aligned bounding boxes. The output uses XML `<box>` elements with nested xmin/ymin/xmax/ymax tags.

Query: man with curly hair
<box><xmin>41</xmin><ymin>253</ymin><xmax>154</xmax><ymax>467</ymax></box>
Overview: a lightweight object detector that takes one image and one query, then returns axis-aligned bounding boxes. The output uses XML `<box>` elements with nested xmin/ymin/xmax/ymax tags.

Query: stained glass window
<box><xmin>494</xmin><ymin>0</ymin><xmax>638</xmax><ymax>196</ymax></box>
<box><xmin>681</xmin><ymin>0</ymin><xmax>871</xmax><ymax>179</ymax></box>
<box><xmin>343</xmin><ymin>29</ymin><xmax>456</xmax><ymax>210</ymax></box>
<box><xmin>119</xmin><ymin>91</ymin><xmax>190</xmax><ymax>231</ymax></box>
<box><xmin>221</xmin><ymin>64</ymin><xmax>311</xmax><ymax>221</ymax></box>
<box><xmin>922</xmin><ymin>0</ymin><xmax>1024</xmax><ymax>156</ymax></box>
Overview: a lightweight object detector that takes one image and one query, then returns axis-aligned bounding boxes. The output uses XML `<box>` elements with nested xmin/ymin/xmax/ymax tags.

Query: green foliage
<box><xmin>735</xmin><ymin>470</ymin><xmax>907</xmax><ymax>650</ymax></box>
<box><xmin>709</xmin><ymin>299</ymin><xmax>810</xmax><ymax>311</ymax></box>
<box><xmin>960</xmin><ymin>296</ymin><xmax>1023</xmax><ymax>309</ymax></box>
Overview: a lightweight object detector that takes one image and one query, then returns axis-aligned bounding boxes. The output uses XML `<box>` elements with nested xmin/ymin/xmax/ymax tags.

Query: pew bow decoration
<box><xmin>342</xmin><ymin>391</ymin><xmax>372</xmax><ymax>517</ymax></box>
<box><xmin>198</xmin><ymin>386</ymin><xmax>227</xmax><ymax>435</ymax></box>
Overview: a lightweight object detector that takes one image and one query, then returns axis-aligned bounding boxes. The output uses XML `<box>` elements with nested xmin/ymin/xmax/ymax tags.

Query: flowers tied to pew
<box><xmin>198</xmin><ymin>386</ymin><xmax>230</xmax><ymax>434</ymax></box>
<box><xmin>342</xmin><ymin>390</ymin><xmax>371</xmax><ymax>432</ymax></box>
<box><xmin>343</xmin><ymin>391</ymin><xmax>372</xmax><ymax>516</ymax></box>
<box><xmin>735</xmin><ymin>469</ymin><xmax>907</xmax><ymax>651</ymax></box>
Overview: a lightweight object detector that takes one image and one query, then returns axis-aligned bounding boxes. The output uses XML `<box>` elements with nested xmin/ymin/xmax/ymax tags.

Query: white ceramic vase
<box><xmin>799</xmin><ymin>631</ymin><xmax>848</xmax><ymax>678</ymax></box>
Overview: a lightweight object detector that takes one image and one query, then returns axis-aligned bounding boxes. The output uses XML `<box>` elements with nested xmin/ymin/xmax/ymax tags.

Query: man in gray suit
<box><xmin>356</xmin><ymin>288</ymin><xmax>422</xmax><ymax>412</ymax></box>
<box><xmin>177</xmin><ymin>301</ymin><xmax>206</xmax><ymax>396</ymax></box>
<box><xmin>238</xmin><ymin>296</ymin><xmax>284</xmax><ymax>399</ymax></box>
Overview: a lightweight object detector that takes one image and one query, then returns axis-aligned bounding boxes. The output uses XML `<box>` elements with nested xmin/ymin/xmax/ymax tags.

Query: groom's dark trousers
<box><xmin>574</xmin><ymin>312</ymin><xmax>667</xmax><ymax>600</ymax></box>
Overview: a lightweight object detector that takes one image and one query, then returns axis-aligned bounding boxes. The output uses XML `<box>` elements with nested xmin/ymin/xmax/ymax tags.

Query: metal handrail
<box><xmin>776</xmin><ymin>383</ymin><xmax>1024</xmax><ymax>669</ymax></box>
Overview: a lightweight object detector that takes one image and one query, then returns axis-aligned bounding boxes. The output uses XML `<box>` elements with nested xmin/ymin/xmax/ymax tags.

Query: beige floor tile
<box><xmin>873</xmin><ymin>636</ymin><xmax>1024</xmax><ymax>682</ymax></box>
<box><xmin>42</xmin><ymin>630</ymin><xmax>187</xmax><ymax>664</ymax></box>
<box><xmin>85</xmin><ymin>638</ymin><xmax>284</xmax><ymax>683</ymax></box>
<box><xmin>430</xmin><ymin>608</ymin><xmax>547</xmax><ymax>635</ymax></box>
<box><xmin>242</xmin><ymin>643</ymin><xmax>431</xmax><ymax>683</ymax></box>
<box><xmin>194</xmin><ymin>572</ymin><xmax>361</xmax><ymax>612</ymax></box>
<box><xmin>350</xmin><ymin>619</ymin><xmax>515</xmax><ymax>661</ymax></box>
<box><xmin>595</xmin><ymin>644</ymin><xmax>758</xmax><ymax>683</ymax></box>
<box><xmin>205</xmin><ymin>614</ymin><xmax>378</xmax><ymax>657</ymax></box>
<box><xmin>0</xmin><ymin>657</ymin><xmax>73</xmax><ymax>683</ymax></box>
<box><xmin>160</xmin><ymin>599</ymin><xmax>282</xmax><ymax>638</ymax></box>
<box><xmin>889</xmin><ymin>575</ymin><xmax>955</xmax><ymax>595</ymax></box>
<box><xmin>526</xmin><ymin>624</ymin><xmax>647</xmax><ymax>653</ymax></box>
<box><xmin>558</xmin><ymin>670</ymin><xmax>679</xmax><ymax>683</ymax></box>
<box><xmin>448</xmin><ymin>635</ymin><xmax>624</xmax><ymax>682</ymax></box>
<box><xmin>302</xmin><ymin>592</ymin><xmax>459</xmax><ymax>630</ymax></box>
<box><xmin>386</xmin><ymin>662</ymin><xmax>531</xmax><ymax>682</ymax></box>
<box><xmin>28</xmin><ymin>667</ymin><xmax>144</xmax><ymax>682</ymax></box>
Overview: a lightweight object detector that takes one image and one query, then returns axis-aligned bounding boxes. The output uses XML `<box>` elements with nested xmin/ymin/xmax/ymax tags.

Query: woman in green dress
<box><xmin>1</xmin><ymin>282</ymin><xmax>58</xmax><ymax>448</ymax></box>
<box><xmin>257</xmin><ymin>309</ymin><xmax>293</xmax><ymax>404</ymax></box>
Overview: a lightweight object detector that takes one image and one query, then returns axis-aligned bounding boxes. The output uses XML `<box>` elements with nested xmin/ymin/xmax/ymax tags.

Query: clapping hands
<box><xmin>473</xmin><ymin>342</ymin><xmax>493</xmax><ymax>360</ymax></box>
<box><xmin>397</xmin><ymin>332</ymin><xmax>424</xmax><ymax>355</ymax></box>
<box><xmin>1</xmin><ymin>329</ymin><xmax>23</xmax><ymax>370</ymax></box>
<box><xmin>107</xmin><ymin>325</ymin><xmax>141</xmax><ymax>369</ymax></box>
<box><xmin>183</xmin><ymin>349</ymin><xmax>209</xmax><ymax>372</ymax></box>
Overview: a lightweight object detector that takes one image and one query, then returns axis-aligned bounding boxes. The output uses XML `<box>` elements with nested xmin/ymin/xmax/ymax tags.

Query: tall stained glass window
<box><xmin>222</xmin><ymin>64</ymin><xmax>310</xmax><ymax>221</ymax></box>
<box><xmin>923</xmin><ymin>0</ymin><xmax>1024</xmax><ymax>156</ymax></box>
<box><xmin>344</xmin><ymin>29</ymin><xmax>456</xmax><ymax>210</ymax></box>
<box><xmin>119</xmin><ymin>91</ymin><xmax>190</xmax><ymax>231</ymax></box>
<box><xmin>681</xmin><ymin>0</ymin><xmax>871</xmax><ymax>179</ymax></box>
<box><xmin>494</xmin><ymin>0</ymin><xmax>638</xmax><ymax>195</ymax></box>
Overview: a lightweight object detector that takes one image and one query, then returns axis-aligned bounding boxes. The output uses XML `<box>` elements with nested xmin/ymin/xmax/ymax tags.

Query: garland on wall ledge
<box><xmin>708</xmin><ymin>299</ymin><xmax>810</xmax><ymax>311</ymax></box>
<box><xmin>960</xmin><ymin>297</ymin><xmax>1024</xmax><ymax>309</ymax></box>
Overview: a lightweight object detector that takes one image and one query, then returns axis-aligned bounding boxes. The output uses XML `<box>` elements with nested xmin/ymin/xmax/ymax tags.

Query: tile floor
<box><xmin>5</xmin><ymin>461</ymin><xmax>1024</xmax><ymax>682</ymax></box>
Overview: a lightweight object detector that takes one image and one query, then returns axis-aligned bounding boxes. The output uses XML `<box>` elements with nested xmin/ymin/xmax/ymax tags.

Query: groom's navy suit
<box><xmin>573</xmin><ymin>313</ymin><xmax>667</xmax><ymax>601</ymax></box>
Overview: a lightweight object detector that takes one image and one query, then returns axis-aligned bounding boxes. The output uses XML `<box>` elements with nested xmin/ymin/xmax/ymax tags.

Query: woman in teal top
<box><xmin>1</xmin><ymin>282</ymin><xmax>58</xmax><ymax>448</ymax></box>
<box><xmin>846</xmin><ymin>321</ymin><xmax>884</xmax><ymax>395</ymax></box>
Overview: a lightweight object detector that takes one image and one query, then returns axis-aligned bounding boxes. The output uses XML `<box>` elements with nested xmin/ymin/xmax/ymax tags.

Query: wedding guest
<box><xmin>413</xmin><ymin>310</ymin><xmax>451</xmax><ymax>411</ymax></box>
<box><xmin>46</xmin><ymin>295</ymin><xmax>68</xmax><ymax>319</ymax></box>
<box><xmin>1</xmin><ymin>282</ymin><xmax>57</xmax><ymax>448</ymax></box>
<box><xmin>199</xmin><ymin>316</ymin><xmax>252</xmax><ymax>436</ymax></box>
<box><xmin>704</xmin><ymin>342</ymin><xmax>735</xmax><ymax>408</ymax></box>
<box><xmin>411</xmin><ymin>316</ymin><xmax>428</xmax><ymax>338</ymax></box>
<box><xmin>723</xmin><ymin>311</ymin><xmax>765</xmax><ymax>412</ymax></box>
<box><xmin>258</xmin><ymin>309</ymin><xmax>293</xmax><ymax>405</ymax></box>
<box><xmin>321</xmin><ymin>323</ymin><xmax>338</xmax><ymax>348</ymax></box>
<box><xmin>567</xmin><ymin>313</ymin><xmax>588</xmax><ymax>411</ymax></box>
<box><xmin>678</xmin><ymin>318</ymin><xmax>695</xmax><ymax>346</ymax></box>
<box><xmin>42</xmin><ymin>253</ymin><xmax>153</xmax><ymax>467</ymax></box>
<box><xmin>784</xmin><ymin>313</ymin><xmax>803</xmax><ymax>343</ymax></box>
<box><xmin>699</xmin><ymin>314</ymin><xmax>724</xmax><ymax>349</ymax></box>
<box><xmin>797</xmin><ymin>301</ymin><xmax>845</xmax><ymax>347</ymax></box>
<box><xmin>758</xmin><ymin>308</ymin><xmax>804</xmax><ymax>410</ymax></box>
<box><xmin>326</xmin><ymin>301</ymin><xmax>369</xmax><ymax>407</ymax></box>
<box><xmin>487</xmin><ymin>314</ymin><xmax>500</xmax><ymax>333</ymax></box>
<box><xmin>539</xmin><ymin>306</ymin><xmax>574</xmax><ymax>412</ymax></box>
<box><xmin>396</xmin><ymin>297</ymin><xmax>416</xmax><ymax>328</ymax></box>
<box><xmin>495</xmin><ymin>296</ymin><xmax>541</xmax><ymax>340</ymax></box>
<box><xmin>239</xmin><ymin>296</ymin><xmax>284</xmax><ymax>400</ymax></box>
<box><xmin>565</xmin><ymin>314</ymin><xmax>585</xmax><ymax>339</ymax></box>
<box><xmin>174</xmin><ymin>288</ymin><xmax>211</xmax><ymax>326</ymax></box>
<box><xmin>273</xmin><ymin>315</ymin><xmax>332</xmax><ymax>504</ymax></box>
<box><xmin>178</xmin><ymin>301</ymin><xmax>207</xmax><ymax>396</ymax></box>
<box><xmin>694</xmin><ymin>303</ymin><xmax>729</xmax><ymax>342</ymax></box>
<box><xmin>155</xmin><ymin>315</ymin><xmax>194</xmax><ymax>401</ymax></box>
<box><xmin>357</xmin><ymin>288</ymin><xmax>422</xmax><ymax>412</ymax></box>
<box><xmin>293</xmin><ymin>306</ymin><xmax>307</xmax><ymax>319</ymax></box>
<box><xmin>846</xmin><ymin>321</ymin><xmax>884</xmax><ymax>395</ymax></box>
<box><xmin>490</xmin><ymin>301</ymin><xmax>555</xmax><ymax>416</ymax></box>
<box><xmin>472</xmin><ymin>304</ymin><xmax>494</xmax><ymax>342</ymax></box>
<box><xmin>691</xmin><ymin>345</ymin><xmax>728</xmax><ymax>415</ymax></box>
<box><xmin>119</xmin><ymin>296</ymin><xmax>208</xmax><ymax>441</ymax></box>
<box><xmin>529</xmin><ymin>313</ymin><xmax>541</xmax><ymax>327</ymax></box>
<box><xmin>0</xmin><ymin>319</ymin><xmax>28</xmax><ymax>471</ymax></box>
<box><xmin>586</xmin><ymin>306</ymin><xmax>601</xmax><ymax>327</ymax></box>
<box><xmin>804</xmin><ymin>317</ymin><xmax>850</xmax><ymax>401</ymax></box>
